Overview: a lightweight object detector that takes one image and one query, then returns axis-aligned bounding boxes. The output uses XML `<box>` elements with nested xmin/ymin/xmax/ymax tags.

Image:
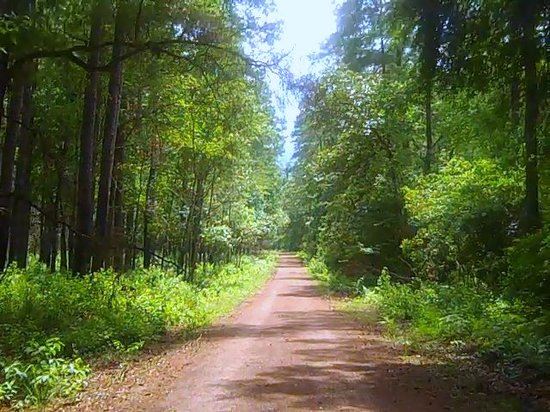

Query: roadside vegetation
<box><xmin>306</xmin><ymin>254</ymin><xmax>548</xmax><ymax>377</ymax></box>
<box><xmin>0</xmin><ymin>253</ymin><xmax>277</xmax><ymax>407</ymax></box>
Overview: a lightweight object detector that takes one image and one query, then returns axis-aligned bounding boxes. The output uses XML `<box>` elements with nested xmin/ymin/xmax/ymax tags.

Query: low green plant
<box><xmin>306</xmin><ymin>255</ymin><xmax>549</xmax><ymax>375</ymax></box>
<box><xmin>361</xmin><ymin>273</ymin><xmax>549</xmax><ymax>373</ymax></box>
<box><xmin>0</xmin><ymin>338</ymin><xmax>89</xmax><ymax>408</ymax></box>
<box><xmin>0</xmin><ymin>252</ymin><xmax>277</xmax><ymax>407</ymax></box>
<box><xmin>303</xmin><ymin>254</ymin><xmax>356</xmax><ymax>294</ymax></box>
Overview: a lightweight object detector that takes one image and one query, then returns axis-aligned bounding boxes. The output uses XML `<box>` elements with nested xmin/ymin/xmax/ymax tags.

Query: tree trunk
<box><xmin>73</xmin><ymin>4</ymin><xmax>104</xmax><ymax>275</ymax></box>
<box><xmin>39</xmin><ymin>197</ymin><xmax>57</xmax><ymax>270</ymax></box>
<box><xmin>112</xmin><ymin>128</ymin><xmax>125</xmax><ymax>271</ymax></box>
<box><xmin>0</xmin><ymin>77</ymin><xmax>24</xmax><ymax>269</ymax></box>
<box><xmin>143</xmin><ymin>151</ymin><xmax>157</xmax><ymax>269</ymax></box>
<box><xmin>419</xmin><ymin>2</ymin><xmax>439</xmax><ymax>175</ymax></box>
<box><xmin>9</xmin><ymin>83</ymin><xmax>34</xmax><ymax>267</ymax></box>
<box><xmin>60</xmin><ymin>216</ymin><xmax>68</xmax><ymax>271</ymax></box>
<box><xmin>124</xmin><ymin>204</ymin><xmax>136</xmax><ymax>270</ymax></box>
<box><xmin>0</xmin><ymin>0</ymin><xmax>13</xmax><ymax>132</ymax></box>
<box><xmin>519</xmin><ymin>0</ymin><xmax>540</xmax><ymax>232</ymax></box>
<box><xmin>423</xmin><ymin>85</ymin><xmax>433</xmax><ymax>174</ymax></box>
<box><xmin>94</xmin><ymin>8</ymin><xmax>126</xmax><ymax>270</ymax></box>
<box><xmin>187</xmin><ymin>175</ymin><xmax>205</xmax><ymax>281</ymax></box>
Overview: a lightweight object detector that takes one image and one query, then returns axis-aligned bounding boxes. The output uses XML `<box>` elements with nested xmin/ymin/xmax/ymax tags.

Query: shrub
<box><xmin>505</xmin><ymin>230</ymin><xmax>550</xmax><ymax>307</ymax></box>
<box><xmin>402</xmin><ymin>158</ymin><xmax>523</xmax><ymax>283</ymax></box>
<box><xmin>0</xmin><ymin>338</ymin><xmax>89</xmax><ymax>408</ymax></box>
<box><xmin>362</xmin><ymin>273</ymin><xmax>549</xmax><ymax>372</ymax></box>
<box><xmin>304</xmin><ymin>254</ymin><xmax>359</xmax><ymax>295</ymax></box>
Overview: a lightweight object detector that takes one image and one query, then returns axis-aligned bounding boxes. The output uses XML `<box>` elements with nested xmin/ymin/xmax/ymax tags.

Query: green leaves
<box><xmin>1</xmin><ymin>338</ymin><xmax>90</xmax><ymax>407</ymax></box>
<box><xmin>402</xmin><ymin>158</ymin><xmax>523</xmax><ymax>282</ymax></box>
<box><xmin>0</xmin><ymin>254</ymin><xmax>277</xmax><ymax>406</ymax></box>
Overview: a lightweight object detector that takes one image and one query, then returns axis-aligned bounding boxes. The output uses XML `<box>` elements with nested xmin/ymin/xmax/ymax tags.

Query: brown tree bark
<box><xmin>9</xmin><ymin>83</ymin><xmax>34</xmax><ymax>267</ymax></box>
<box><xmin>73</xmin><ymin>3</ymin><xmax>104</xmax><ymax>275</ymax></box>
<box><xmin>93</xmin><ymin>7</ymin><xmax>127</xmax><ymax>270</ymax></box>
<box><xmin>0</xmin><ymin>0</ymin><xmax>13</xmax><ymax>131</ymax></box>
<box><xmin>39</xmin><ymin>196</ymin><xmax>57</xmax><ymax>271</ymax></box>
<box><xmin>519</xmin><ymin>0</ymin><xmax>541</xmax><ymax>232</ymax></box>
<box><xmin>112</xmin><ymin>127</ymin><xmax>125</xmax><ymax>271</ymax></box>
<box><xmin>143</xmin><ymin>150</ymin><xmax>157</xmax><ymax>269</ymax></box>
<box><xmin>0</xmin><ymin>76</ymin><xmax>24</xmax><ymax>269</ymax></box>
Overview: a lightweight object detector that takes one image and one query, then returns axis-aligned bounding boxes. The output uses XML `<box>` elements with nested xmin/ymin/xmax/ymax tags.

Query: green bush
<box><xmin>303</xmin><ymin>254</ymin><xmax>357</xmax><ymax>294</ymax></box>
<box><xmin>505</xmin><ymin>230</ymin><xmax>550</xmax><ymax>307</ymax></box>
<box><xmin>0</xmin><ymin>253</ymin><xmax>277</xmax><ymax>406</ymax></box>
<box><xmin>0</xmin><ymin>338</ymin><xmax>89</xmax><ymax>408</ymax></box>
<box><xmin>362</xmin><ymin>273</ymin><xmax>549</xmax><ymax>372</ymax></box>
<box><xmin>402</xmin><ymin>158</ymin><xmax>523</xmax><ymax>283</ymax></box>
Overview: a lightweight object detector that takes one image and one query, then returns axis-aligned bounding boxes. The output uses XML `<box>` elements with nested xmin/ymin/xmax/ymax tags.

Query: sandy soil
<box><xmin>61</xmin><ymin>253</ymin><xmax>534</xmax><ymax>411</ymax></box>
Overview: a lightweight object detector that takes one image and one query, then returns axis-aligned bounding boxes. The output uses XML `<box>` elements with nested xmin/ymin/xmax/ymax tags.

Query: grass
<box><xmin>303</xmin><ymin>254</ymin><xmax>550</xmax><ymax>378</ymax></box>
<box><xmin>0</xmin><ymin>252</ymin><xmax>277</xmax><ymax>408</ymax></box>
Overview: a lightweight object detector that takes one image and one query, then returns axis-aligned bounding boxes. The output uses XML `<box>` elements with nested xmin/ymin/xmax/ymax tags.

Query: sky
<box><xmin>266</xmin><ymin>0</ymin><xmax>341</xmax><ymax>167</ymax></box>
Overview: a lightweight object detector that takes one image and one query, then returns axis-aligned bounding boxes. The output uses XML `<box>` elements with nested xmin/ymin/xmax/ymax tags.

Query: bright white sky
<box><xmin>267</xmin><ymin>0</ymin><xmax>341</xmax><ymax>167</ymax></box>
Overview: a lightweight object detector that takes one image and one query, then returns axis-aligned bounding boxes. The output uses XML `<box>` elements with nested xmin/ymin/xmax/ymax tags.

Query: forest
<box><xmin>285</xmin><ymin>0</ymin><xmax>549</xmax><ymax>403</ymax></box>
<box><xmin>0</xmin><ymin>0</ymin><xmax>548</xmax><ymax>409</ymax></box>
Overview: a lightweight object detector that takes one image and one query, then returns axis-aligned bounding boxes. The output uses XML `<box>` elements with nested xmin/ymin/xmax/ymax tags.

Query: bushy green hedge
<box><xmin>0</xmin><ymin>253</ymin><xmax>277</xmax><ymax>407</ymax></box>
<box><xmin>364</xmin><ymin>273</ymin><xmax>549</xmax><ymax>372</ymax></box>
<box><xmin>305</xmin><ymin>256</ymin><xmax>549</xmax><ymax>375</ymax></box>
<box><xmin>403</xmin><ymin>158</ymin><xmax>523</xmax><ymax>283</ymax></box>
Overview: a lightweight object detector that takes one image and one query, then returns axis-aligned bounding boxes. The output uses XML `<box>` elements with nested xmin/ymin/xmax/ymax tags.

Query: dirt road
<box><xmin>111</xmin><ymin>253</ymin><xmax>454</xmax><ymax>412</ymax></box>
<box><xmin>73</xmin><ymin>253</ymin><xmax>514</xmax><ymax>412</ymax></box>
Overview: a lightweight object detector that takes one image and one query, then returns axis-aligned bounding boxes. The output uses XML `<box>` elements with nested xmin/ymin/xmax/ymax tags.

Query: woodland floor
<box><xmin>54</xmin><ymin>254</ymin><xmax>543</xmax><ymax>411</ymax></box>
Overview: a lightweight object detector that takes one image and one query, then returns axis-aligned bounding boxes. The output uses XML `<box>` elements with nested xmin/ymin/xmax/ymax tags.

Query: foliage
<box><xmin>402</xmin><ymin>158</ymin><xmax>523</xmax><ymax>283</ymax></box>
<box><xmin>360</xmin><ymin>274</ymin><xmax>550</xmax><ymax>374</ymax></box>
<box><xmin>301</xmin><ymin>254</ymin><xmax>357</xmax><ymax>295</ymax></box>
<box><xmin>0</xmin><ymin>338</ymin><xmax>89</xmax><ymax>408</ymax></box>
<box><xmin>307</xmin><ymin>256</ymin><xmax>550</xmax><ymax>375</ymax></box>
<box><xmin>284</xmin><ymin>69</ymin><xmax>415</xmax><ymax>273</ymax></box>
<box><xmin>286</xmin><ymin>0</ymin><xmax>549</xmax><ymax>384</ymax></box>
<box><xmin>504</xmin><ymin>231</ymin><xmax>550</xmax><ymax>307</ymax></box>
<box><xmin>0</xmin><ymin>253</ymin><xmax>277</xmax><ymax>406</ymax></box>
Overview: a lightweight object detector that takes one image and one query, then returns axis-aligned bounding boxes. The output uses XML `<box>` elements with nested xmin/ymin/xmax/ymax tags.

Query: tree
<box><xmin>73</xmin><ymin>1</ymin><xmax>105</xmax><ymax>275</ymax></box>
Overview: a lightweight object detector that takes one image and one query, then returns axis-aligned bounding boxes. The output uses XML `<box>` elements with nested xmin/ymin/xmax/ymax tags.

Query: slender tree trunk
<box><xmin>188</xmin><ymin>175</ymin><xmax>205</xmax><ymax>281</ymax></box>
<box><xmin>124</xmin><ymin>204</ymin><xmax>135</xmax><ymax>270</ymax></box>
<box><xmin>94</xmin><ymin>8</ymin><xmax>126</xmax><ymax>270</ymax></box>
<box><xmin>0</xmin><ymin>0</ymin><xmax>13</xmax><ymax>132</ymax></box>
<box><xmin>519</xmin><ymin>0</ymin><xmax>540</xmax><ymax>232</ymax></box>
<box><xmin>49</xmin><ymin>204</ymin><xmax>58</xmax><ymax>272</ymax></box>
<box><xmin>143</xmin><ymin>151</ymin><xmax>157</xmax><ymax>269</ymax></box>
<box><xmin>112</xmin><ymin>128</ymin><xmax>125</xmax><ymax>271</ymax></box>
<box><xmin>73</xmin><ymin>5</ymin><xmax>104</xmax><ymax>275</ymax></box>
<box><xmin>419</xmin><ymin>2</ymin><xmax>439</xmax><ymax>175</ymax></box>
<box><xmin>39</xmin><ymin>197</ymin><xmax>56</xmax><ymax>270</ymax></box>
<box><xmin>9</xmin><ymin>83</ymin><xmax>34</xmax><ymax>267</ymax></box>
<box><xmin>0</xmin><ymin>77</ymin><xmax>24</xmax><ymax>269</ymax></box>
<box><xmin>60</xmin><ymin>215</ymin><xmax>68</xmax><ymax>271</ymax></box>
<box><xmin>423</xmin><ymin>85</ymin><xmax>433</xmax><ymax>174</ymax></box>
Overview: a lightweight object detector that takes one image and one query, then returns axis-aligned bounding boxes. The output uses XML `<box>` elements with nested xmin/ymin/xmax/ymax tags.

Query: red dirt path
<box><xmin>66</xmin><ymin>253</ymin><xmax>516</xmax><ymax>411</ymax></box>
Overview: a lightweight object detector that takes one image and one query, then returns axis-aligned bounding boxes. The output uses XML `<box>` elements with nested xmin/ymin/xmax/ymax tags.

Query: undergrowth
<box><xmin>0</xmin><ymin>252</ymin><xmax>277</xmax><ymax>408</ymax></box>
<box><xmin>303</xmin><ymin>254</ymin><xmax>550</xmax><ymax>378</ymax></box>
